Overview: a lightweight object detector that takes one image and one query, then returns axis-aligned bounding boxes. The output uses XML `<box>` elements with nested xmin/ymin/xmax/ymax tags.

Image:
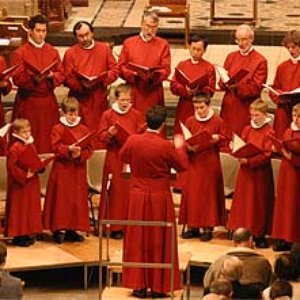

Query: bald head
<box><xmin>233</xmin><ymin>228</ymin><xmax>253</xmax><ymax>246</ymax></box>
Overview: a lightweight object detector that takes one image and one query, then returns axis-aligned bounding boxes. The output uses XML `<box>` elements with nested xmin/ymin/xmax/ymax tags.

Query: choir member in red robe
<box><xmin>11</xmin><ymin>15</ymin><xmax>65</xmax><ymax>154</ymax></box>
<box><xmin>119</xmin><ymin>106</ymin><xmax>188</xmax><ymax>298</ymax></box>
<box><xmin>170</xmin><ymin>35</ymin><xmax>216</xmax><ymax>135</ymax></box>
<box><xmin>118</xmin><ymin>11</ymin><xmax>171</xmax><ymax>116</ymax></box>
<box><xmin>43</xmin><ymin>98</ymin><xmax>94</xmax><ymax>244</ymax></box>
<box><xmin>98</xmin><ymin>83</ymin><xmax>145</xmax><ymax>239</ymax></box>
<box><xmin>6</xmin><ymin>119</ymin><xmax>42</xmax><ymax>247</ymax></box>
<box><xmin>0</xmin><ymin>55</ymin><xmax>12</xmax><ymax>155</ymax></box>
<box><xmin>179</xmin><ymin>94</ymin><xmax>226</xmax><ymax>241</ymax></box>
<box><xmin>272</xmin><ymin>103</ymin><xmax>300</xmax><ymax>251</ymax></box>
<box><xmin>269</xmin><ymin>30</ymin><xmax>300</xmax><ymax>139</ymax></box>
<box><xmin>228</xmin><ymin>99</ymin><xmax>275</xmax><ymax>248</ymax></box>
<box><xmin>63</xmin><ymin>21</ymin><xmax>119</xmax><ymax>133</ymax></box>
<box><xmin>219</xmin><ymin>25</ymin><xmax>267</xmax><ymax>136</ymax></box>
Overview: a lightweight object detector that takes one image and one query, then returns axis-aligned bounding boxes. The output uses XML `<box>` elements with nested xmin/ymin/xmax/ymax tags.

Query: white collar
<box><xmin>195</xmin><ymin>108</ymin><xmax>214</xmax><ymax>122</ymax></box>
<box><xmin>239</xmin><ymin>46</ymin><xmax>254</xmax><ymax>56</ymax></box>
<box><xmin>190</xmin><ymin>57</ymin><xmax>200</xmax><ymax>65</ymax></box>
<box><xmin>12</xmin><ymin>132</ymin><xmax>34</xmax><ymax>144</ymax></box>
<box><xmin>291</xmin><ymin>121</ymin><xmax>300</xmax><ymax>131</ymax></box>
<box><xmin>60</xmin><ymin>116</ymin><xmax>81</xmax><ymax>127</ymax></box>
<box><xmin>82</xmin><ymin>39</ymin><xmax>95</xmax><ymax>50</ymax></box>
<box><xmin>28</xmin><ymin>37</ymin><xmax>45</xmax><ymax>48</ymax></box>
<box><xmin>111</xmin><ymin>102</ymin><xmax>132</xmax><ymax>115</ymax></box>
<box><xmin>147</xmin><ymin>128</ymin><xmax>160</xmax><ymax>133</ymax></box>
<box><xmin>140</xmin><ymin>32</ymin><xmax>152</xmax><ymax>43</ymax></box>
<box><xmin>250</xmin><ymin>115</ymin><xmax>272</xmax><ymax>129</ymax></box>
<box><xmin>290</xmin><ymin>53</ymin><xmax>300</xmax><ymax>64</ymax></box>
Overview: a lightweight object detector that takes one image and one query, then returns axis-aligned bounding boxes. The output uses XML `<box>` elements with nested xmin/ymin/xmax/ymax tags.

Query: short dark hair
<box><xmin>28</xmin><ymin>14</ymin><xmax>48</xmax><ymax>30</ymax></box>
<box><xmin>232</xmin><ymin>228</ymin><xmax>252</xmax><ymax>244</ymax></box>
<box><xmin>283</xmin><ymin>30</ymin><xmax>300</xmax><ymax>47</ymax></box>
<box><xmin>0</xmin><ymin>242</ymin><xmax>7</xmax><ymax>265</ymax></box>
<box><xmin>193</xmin><ymin>92</ymin><xmax>211</xmax><ymax>105</ymax></box>
<box><xmin>146</xmin><ymin>105</ymin><xmax>167</xmax><ymax>130</ymax></box>
<box><xmin>189</xmin><ymin>34</ymin><xmax>209</xmax><ymax>49</ymax></box>
<box><xmin>73</xmin><ymin>21</ymin><xmax>94</xmax><ymax>36</ymax></box>
<box><xmin>270</xmin><ymin>280</ymin><xmax>293</xmax><ymax>299</ymax></box>
<box><xmin>274</xmin><ymin>254</ymin><xmax>297</xmax><ymax>281</ymax></box>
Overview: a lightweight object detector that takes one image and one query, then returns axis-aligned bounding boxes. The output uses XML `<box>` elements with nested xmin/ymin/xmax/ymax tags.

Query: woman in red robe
<box><xmin>119</xmin><ymin>106</ymin><xmax>188</xmax><ymax>298</ymax></box>
<box><xmin>179</xmin><ymin>94</ymin><xmax>226</xmax><ymax>241</ymax></box>
<box><xmin>98</xmin><ymin>83</ymin><xmax>144</xmax><ymax>239</ymax></box>
<box><xmin>228</xmin><ymin>99</ymin><xmax>275</xmax><ymax>248</ymax></box>
<box><xmin>43</xmin><ymin>98</ymin><xmax>94</xmax><ymax>243</ymax></box>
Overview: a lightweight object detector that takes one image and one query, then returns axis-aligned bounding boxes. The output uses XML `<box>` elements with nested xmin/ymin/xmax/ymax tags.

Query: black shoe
<box><xmin>201</xmin><ymin>230</ymin><xmax>213</xmax><ymax>242</ymax></box>
<box><xmin>150</xmin><ymin>291</ymin><xmax>167</xmax><ymax>298</ymax></box>
<box><xmin>53</xmin><ymin>231</ymin><xmax>65</xmax><ymax>244</ymax></box>
<box><xmin>12</xmin><ymin>236</ymin><xmax>31</xmax><ymax>247</ymax></box>
<box><xmin>132</xmin><ymin>288</ymin><xmax>147</xmax><ymax>298</ymax></box>
<box><xmin>182</xmin><ymin>228</ymin><xmax>200</xmax><ymax>239</ymax></box>
<box><xmin>65</xmin><ymin>230</ymin><xmax>85</xmax><ymax>242</ymax></box>
<box><xmin>273</xmin><ymin>239</ymin><xmax>292</xmax><ymax>251</ymax></box>
<box><xmin>254</xmin><ymin>236</ymin><xmax>269</xmax><ymax>248</ymax></box>
<box><xmin>28</xmin><ymin>236</ymin><xmax>36</xmax><ymax>245</ymax></box>
<box><xmin>110</xmin><ymin>230</ymin><xmax>124</xmax><ymax>240</ymax></box>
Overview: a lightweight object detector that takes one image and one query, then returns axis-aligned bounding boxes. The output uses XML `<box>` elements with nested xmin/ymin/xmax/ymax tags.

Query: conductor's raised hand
<box><xmin>173</xmin><ymin>134</ymin><xmax>185</xmax><ymax>149</ymax></box>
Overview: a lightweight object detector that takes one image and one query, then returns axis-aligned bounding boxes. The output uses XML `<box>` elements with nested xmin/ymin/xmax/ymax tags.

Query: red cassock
<box><xmin>98</xmin><ymin>106</ymin><xmax>145</xmax><ymax>232</ymax></box>
<box><xmin>170</xmin><ymin>58</ymin><xmax>216</xmax><ymax>134</ymax></box>
<box><xmin>118</xmin><ymin>35</ymin><xmax>171</xmax><ymax>115</ymax></box>
<box><xmin>43</xmin><ymin>122</ymin><xmax>93</xmax><ymax>232</ymax></box>
<box><xmin>63</xmin><ymin>42</ymin><xmax>119</xmax><ymax>131</ymax></box>
<box><xmin>179</xmin><ymin>114</ymin><xmax>226</xmax><ymax>228</ymax></box>
<box><xmin>227</xmin><ymin>124</ymin><xmax>275</xmax><ymax>236</ymax></box>
<box><xmin>12</xmin><ymin>42</ymin><xmax>65</xmax><ymax>154</ymax></box>
<box><xmin>119</xmin><ymin>132</ymin><xmax>188</xmax><ymax>293</ymax></box>
<box><xmin>269</xmin><ymin>60</ymin><xmax>300</xmax><ymax>139</ymax></box>
<box><xmin>219</xmin><ymin>50</ymin><xmax>267</xmax><ymax>135</ymax></box>
<box><xmin>6</xmin><ymin>141</ymin><xmax>42</xmax><ymax>237</ymax></box>
<box><xmin>272</xmin><ymin>128</ymin><xmax>300</xmax><ymax>242</ymax></box>
<box><xmin>0</xmin><ymin>56</ymin><xmax>12</xmax><ymax>155</ymax></box>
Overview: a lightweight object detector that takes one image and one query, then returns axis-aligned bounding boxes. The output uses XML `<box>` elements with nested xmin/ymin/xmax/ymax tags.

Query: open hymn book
<box><xmin>0</xmin><ymin>64</ymin><xmax>22</xmax><ymax>80</ymax></box>
<box><xmin>175</xmin><ymin>68</ymin><xmax>209</xmax><ymax>90</ymax></box>
<box><xmin>215</xmin><ymin>65</ymin><xmax>249</xmax><ymax>85</ymax></box>
<box><xmin>231</xmin><ymin>133</ymin><xmax>262</xmax><ymax>158</ymax></box>
<box><xmin>263</xmin><ymin>84</ymin><xmax>300</xmax><ymax>98</ymax></box>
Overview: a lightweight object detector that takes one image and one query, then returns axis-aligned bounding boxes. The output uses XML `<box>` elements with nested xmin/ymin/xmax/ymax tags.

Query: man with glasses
<box><xmin>219</xmin><ymin>24</ymin><xmax>268</xmax><ymax>136</ymax></box>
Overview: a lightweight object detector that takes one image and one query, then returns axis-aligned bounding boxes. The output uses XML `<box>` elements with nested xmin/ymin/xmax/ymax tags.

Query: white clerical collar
<box><xmin>195</xmin><ymin>108</ymin><xmax>214</xmax><ymax>122</ymax></box>
<box><xmin>12</xmin><ymin>132</ymin><xmax>34</xmax><ymax>144</ymax></box>
<box><xmin>140</xmin><ymin>32</ymin><xmax>152</xmax><ymax>43</ymax></box>
<box><xmin>82</xmin><ymin>39</ymin><xmax>95</xmax><ymax>50</ymax></box>
<box><xmin>291</xmin><ymin>121</ymin><xmax>300</xmax><ymax>131</ymax></box>
<box><xmin>290</xmin><ymin>54</ymin><xmax>300</xmax><ymax>64</ymax></box>
<box><xmin>147</xmin><ymin>128</ymin><xmax>160</xmax><ymax>134</ymax></box>
<box><xmin>28</xmin><ymin>37</ymin><xmax>45</xmax><ymax>48</ymax></box>
<box><xmin>239</xmin><ymin>46</ymin><xmax>254</xmax><ymax>56</ymax></box>
<box><xmin>190</xmin><ymin>57</ymin><xmax>200</xmax><ymax>65</ymax></box>
<box><xmin>60</xmin><ymin>116</ymin><xmax>81</xmax><ymax>127</ymax></box>
<box><xmin>251</xmin><ymin>115</ymin><xmax>272</xmax><ymax>129</ymax></box>
<box><xmin>111</xmin><ymin>102</ymin><xmax>132</xmax><ymax>115</ymax></box>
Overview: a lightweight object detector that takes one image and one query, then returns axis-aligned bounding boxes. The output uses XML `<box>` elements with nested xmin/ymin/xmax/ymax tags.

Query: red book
<box><xmin>283</xmin><ymin>138</ymin><xmax>300</xmax><ymax>155</ymax></box>
<box><xmin>231</xmin><ymin>133</ymin><xmax>262</xmax><ymax>158</ymax></box>
<box><xmin>74</xmin><ymin>69</ymin><xmax>107</xmax><ymax>88</ymax></box>
<box><xmin>263</xmin><ymin>84</ymin><xmax>300</xmax><ymax>104</ymax></box>
<box><xmin>127</xmin><ymin>62</ymin><xmax>163</xmax><ymax>78</ymax></box>
<box><xmin>24</xmin><ymin>59</ymin><xmax>58</xmax><ymax>76</ymax></box>
<box><xmin>71</xmin><ymin>130</ymin><xmax>97</xmax><ymax>148</ymax></box>
<box><xmin>114</xmin><ymin>121</ymin><xmax>135</xmax><ymax>144</ymax></box>
<box><xmin>0</xmin><ymin>64</ymin><xmax>22</xmax><ymax>80</ymax></box>
<box><xmin>18</xmin><ymin>144</ymin><xmax>43</xmax><ymax>172</ymax></box>
<box><xmin>216</xmin><ymin>65</ymin><xmax>249</xmax><ymax>85</ymax></box>
<box><xmin>175</xmin><ymin>68</ymin><xmax>209</xmax><ymax>90</ymax></box>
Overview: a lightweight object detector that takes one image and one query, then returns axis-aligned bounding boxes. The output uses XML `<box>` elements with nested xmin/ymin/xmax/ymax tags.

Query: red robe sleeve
<box><xmin>118</xmin><ymin>42</ymin><xmax>137</xmax><ymax>84</ymax></box>
<box><xmin>98</xmin><ymin>111</ymin><xmax>114</xmax><ymax>145</ymax></box>
<box><xmin>51</xmin><ymin>125</ymin><xmax>72</xmax><ymax>159</ymax></box>
<box><xmin>0</xmin><ymin>57</ymin><xmax>12</xmax><ymax>96</ymax></box>
<box><xmin>269</xmin><ymin>66</ymin><xmax>284</xmax><ymax>105</ymax></box>
<box><xmin>168</xmin><ymin>144</ymin><xmax>189</xmax><ymax>172</ymax></box>
<box><xmin>170</xmin><ymin>62</ymin><xmax>190</xmax><ymax>98</ymax></box>
<box><xmin>49</xmin><ymin>52</ymin><xmax>65</xmax><ymax>88</ymax></box>
<box><xmin>7</xmin><ymin>146</ymin><xmax>28</xmax><ymax>185</ymax></box>
<box><xmin>103</xmin><ymin>44</ymin><xmax>119</xmax><ymax>86</ymax></box>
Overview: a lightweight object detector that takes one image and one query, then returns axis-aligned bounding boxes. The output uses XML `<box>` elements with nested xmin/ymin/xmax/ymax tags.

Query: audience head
<box><xmin>250</xmin><ymin>99</ymin><xmax>268</xmax><ymax>126</ymax></box>
<box><xmin>0</xmin><ymin>242</ymin><xmax>7</xmax><ymax>267</ymax></box>
<box><xmin>141</xmin><ymin>11</ymin><xmax>159</xmax><ymax>42</ymax></box>
<box><xmin>188</xmin><ymin>35</ymin><xmax>209</xmax><ymax>61</ymax></box>
<box><xmin>221</xmin><ymin>256</ymin><xmax>244</xmax><ymax>282</ymax></box>
<box><xmin>193</xmin><ymin>93</ymin><xmax>211</xmax><ymax>119</ymax></box>
<box><xmin>28</xmin><ymin>15</ymin><xmax>48</xmax><ymax>45</ymax></box>
<box><xmin>73</xmin><ymin>21</ymin><xmax>94</xmax><ymax>48</ymax></box>
<box><xmin>283</xmin><ymin>30</ymin><xmax>300</xmax><ymax>59</ymax></box>
<box><xmin>292</xmin><ymin>103</ymin><xmax>300</xmax><ymax>129</ymax></box>
<box><xmin>114</xmin><ymin>83</ymin><xmax>132</xmax><ymax>111</ymax></box>
<box><xmin>274</xmin><ymin>254</ymin><xmax>297</xmax><ymax>281</ymax></box>
<box><xmin>270</xmin><ymin>280</ymin><xmax>293</xmax><ymax>300</ymax></box>
<box><xmin>232</xmin><ymin>228</ymin><xmax>253</xmax><ymax>248</ymax></box>
<box><xmin>290</xmin><ymin>242</ymin><xmax>300</xmax><ymax>279</ymax></box>
<box><xmin>210</xmin><ymin>279</ymin><xmax>233</xmax><ymax>299</ymax></box>
<box><xmin>235</xmin><ymin>24</ymin><xmax>254</xmax><ymax>53</ymax></box>
<box><xmin>146</xmin><ymin>105</ymin><xmax>167</xmax><ymax>130</ymax></box>
<box><xmin>12</xmin><ymin>118</ymin><xmax>31</xmax><ymax>141</ymax></box>
<box><xmin>61</xmin><ymin>97</ymin><xmax>80</xmax><ymax>125</ymax></box>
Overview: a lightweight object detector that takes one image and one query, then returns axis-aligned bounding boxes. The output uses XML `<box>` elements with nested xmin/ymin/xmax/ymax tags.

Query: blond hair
<box><xmin>12</xmin><ymin>118</ymin><xmax>30</xmax><ymax>133</ymax></box>
<box><xmin>61</xmin><ymin>97</ymin><xmax>79</xmax><ymax>113</ymax></box>
<box><xmin>115</xmin><ymin>83</ymin><xmax>132</xmax><ymax>98</ymax></box>
<box><xmin>250</xmin><ymin>99</ymin><xmax>268</xmax><ymax>114</ymax></box>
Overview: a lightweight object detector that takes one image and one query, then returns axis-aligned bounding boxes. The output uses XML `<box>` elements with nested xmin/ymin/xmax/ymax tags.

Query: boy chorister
<box><xmin>227</xmin><ymin>99</ymin><xmax>275</xmax><ymax>248</ymax></box>
<box><xmin>272</xmin><ymin>103</ymin><xmax>300</xmax><ymax>251</ymax></box>
<box><xmin>179</xmin><ymin>93</ymin><xmax>226</xmax><ymax>241</ymax></box>
<box><xmin>98</xmin><ymin>83</ymin><xmax>145</xmax><ymax>239</ymax></box>
<box><xmin>43</xmin><ymin>97</ymin><xmax>94</xmax><ymax>243</ymax></box>
<box><xmin>6</xmin><ymin>118</ymin><xmax>42</xmax><ymax>246</ymax></box>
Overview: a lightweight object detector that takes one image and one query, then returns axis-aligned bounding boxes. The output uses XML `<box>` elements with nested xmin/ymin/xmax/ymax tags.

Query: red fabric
<box><xmin>12</xmin><ymin>42</ymin><xmax>65</xmax><ymax>153</ymax></box>
<box><xmin>179</xmin><ymin>114</ymin><xmax>226</xmax><ymax>227</ymax></box>
<box><xmin>228</xmin><ymin>124</ymin><xmax>275</xmax><ymax>236</ymax></box>
<box><xmin>269</xmin><ymin>60</ymin><xmax>300</xmax><ymax>139</ymax></box>
<box><xmin>272</xmin><ymin>128</ymin><xmax>300</xmax><ymax>242</ymax></box>
<box><xmin>118</xmin><ymin>35</ymin><xmax>171</xmax><ymax>115</ymax></box>
<box><xmin>43</xmin><ymin>123</ymin><xmax>93</xmax><ymax>232</ymax></box>
<box><xmin>119</xmin><ymin>132</ymin><xmax>188</xmax><ymax>293</ymax></box>
<box><xmin>170</xmin><ymin>58</ymin><xmax>216</xmax><ymax>134</ymax></box>
<box><xmin>219</xmin><ymin>50</ymin><xmax>267</xmax><ymax>135</ymax></box>
<box><xmin>98</xmin><ymin>107</ymin><xmax>145</xmax><ymax>231</ymax></box>
<box><xmin>6</xmin><ymin>141</ymin><xmax>42</xmax><ymax>236</ymax></box>
<box><xmin>63</xmin><ymin>42</ymin><xmax>119</xmax><ymax>132</ymax></box>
